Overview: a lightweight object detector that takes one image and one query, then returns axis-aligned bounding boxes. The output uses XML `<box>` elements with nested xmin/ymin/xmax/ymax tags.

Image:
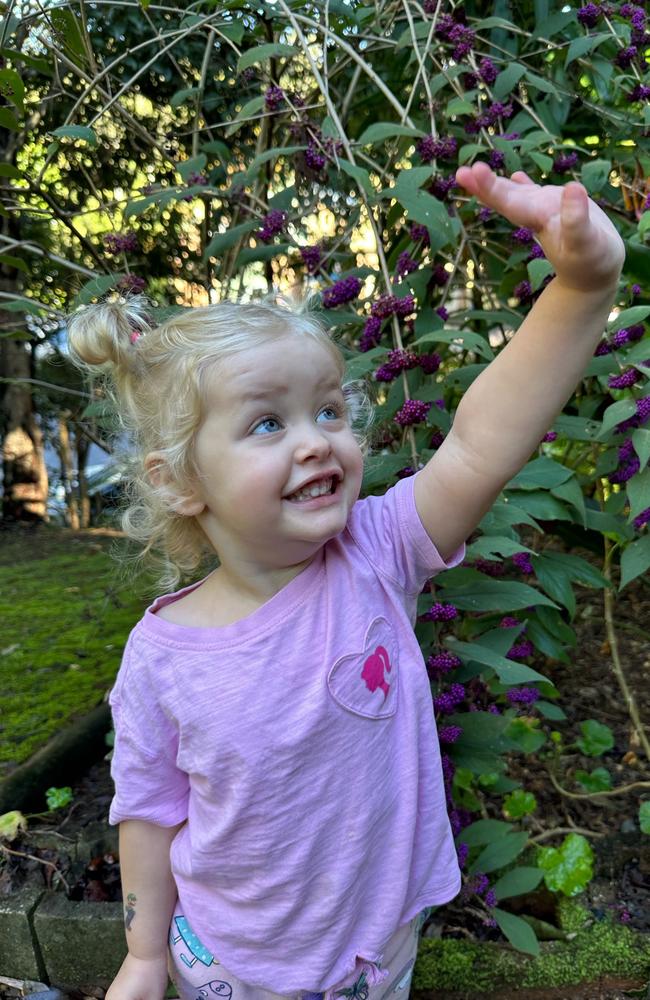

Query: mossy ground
<box><xmin>0</xmin><ymin>524</ymin><xmax>154</xmax><ymax>776</ymax></box>
<box><xmin>413</xmin><ymin>900</ymin><xmax>650</xmax><ymax>995</ymax></box>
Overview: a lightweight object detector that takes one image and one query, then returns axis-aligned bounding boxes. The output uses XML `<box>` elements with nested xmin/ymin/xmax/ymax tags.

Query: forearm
<box><xmin>451</xmin><ymin>276</ymin><xmax>618</xmax><ymax>478</ymax></box>
<box><xmin>118</xmin><ymin>819</ymin><xmax>184</xmax><ymax>960</ymax></box>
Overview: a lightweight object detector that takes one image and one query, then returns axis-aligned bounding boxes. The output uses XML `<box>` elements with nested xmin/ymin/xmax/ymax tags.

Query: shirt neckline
<box><xmin>140</xmin><ymin>547</ymin><xmax>325</xmax><ymax>648</ymax></box>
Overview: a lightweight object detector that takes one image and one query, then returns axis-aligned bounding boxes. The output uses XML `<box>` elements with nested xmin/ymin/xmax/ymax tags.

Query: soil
<box><xmin>1</xmin><ymin>527</ymin><xmax>649</xmax><ymax>998</ymax></box>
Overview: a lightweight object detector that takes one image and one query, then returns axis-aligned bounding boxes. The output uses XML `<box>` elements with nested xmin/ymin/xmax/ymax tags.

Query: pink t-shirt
<box><xmin>109</xmin><ymin>471</ymin><xmax>464</xmax><ymax>993</ymax></box>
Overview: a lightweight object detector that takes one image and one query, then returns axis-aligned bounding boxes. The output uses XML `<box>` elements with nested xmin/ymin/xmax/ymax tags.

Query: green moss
<box><xmin>0</xmin><ymin>533</ymin><xmax>153</xmax><ymax>774</ymax></box>
<box><xmin>413</xmin><ymin>904</ymin><xmax>650</xmax><ymax>993</ymax></box>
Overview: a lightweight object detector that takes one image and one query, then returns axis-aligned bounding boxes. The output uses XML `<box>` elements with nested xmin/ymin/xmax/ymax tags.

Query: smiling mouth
<box><xmin>286</xmin><ymin>477</ymin><xmax>337</xmax><ymax>502</ymax></box>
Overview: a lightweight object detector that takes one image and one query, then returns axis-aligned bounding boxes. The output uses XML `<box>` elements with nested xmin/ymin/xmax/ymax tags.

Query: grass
<box><xmin>0</xmin><ymin>524</ymin><xmax>155</xmax><ymax>776</ymax></box>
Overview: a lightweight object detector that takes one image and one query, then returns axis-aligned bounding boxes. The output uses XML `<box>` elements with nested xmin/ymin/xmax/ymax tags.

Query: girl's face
<box><xmin>189</xmin><ymin>334</ymin><xmax>364</xmax><ymax>573</ymax></box>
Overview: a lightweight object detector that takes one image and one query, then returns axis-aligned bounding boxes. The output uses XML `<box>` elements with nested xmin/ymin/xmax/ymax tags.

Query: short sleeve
<box><xmin>108</xmin><ymin>636</ymin><xmax>190</xmax><ymax>827</ymax></box>
<box><xmin>346</xmin><ymin>471</ymin><xmax>465</xmax><ymax>594</ymax></box>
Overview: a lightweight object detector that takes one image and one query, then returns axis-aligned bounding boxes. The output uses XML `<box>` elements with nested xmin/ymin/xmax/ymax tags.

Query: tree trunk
<box><xmin>57</xmin><ymin>411</ymin><xmax>80</xmax><ymax>529</ymax></box>
<box><xmin>76</xmin><ymin>430</ymin><xmax>91</xmax><ymax>528</ymax></box>
<box><xmin>0</xmin><ymin>323</ymin><xmax>49</xmax><ymax>523</ymax></box>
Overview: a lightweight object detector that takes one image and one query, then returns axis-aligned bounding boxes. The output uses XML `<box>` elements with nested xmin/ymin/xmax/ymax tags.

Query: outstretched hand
<box><xmin>455</xmin><ymin>162</ymin><xmax>625</xmax><ymax>294</ymax></box>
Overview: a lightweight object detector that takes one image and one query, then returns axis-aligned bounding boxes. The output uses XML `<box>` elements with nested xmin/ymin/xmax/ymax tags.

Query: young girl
<box><xmin>68</xmin><ymin>162</ymin><xmax>624</xmax><ymax>1000</ymax></box>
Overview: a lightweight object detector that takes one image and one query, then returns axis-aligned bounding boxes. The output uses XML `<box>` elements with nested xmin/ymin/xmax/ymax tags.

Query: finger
<box><xmin>510</xmin><ymin>171</ymin><xmax>536</xmax><ymax>186</ymax></box>
<box><xmin>560</xmin><ymin>182</ymin><xmax>590</xmax><ymax>245</ymax></box>
<box><xmin>456</xmin><ymin>162</ymin><xmax>541</xmax><ymax>226</ymax></box>
<box><xmin>455</xmin><ymin>161</ymin><xmax>499</xmax><ymax>200</ymax></box>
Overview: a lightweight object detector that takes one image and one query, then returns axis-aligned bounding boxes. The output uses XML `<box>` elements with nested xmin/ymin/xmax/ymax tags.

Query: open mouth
<box><xmin>286</xmin><ymin>476</ymin><xmax>338</xmax><ymax>503</ymax></box>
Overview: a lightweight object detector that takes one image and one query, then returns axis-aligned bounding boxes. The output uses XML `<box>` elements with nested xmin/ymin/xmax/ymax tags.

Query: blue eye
<box><xmin>252</xmin><ymin>417</ymin><xmax>282</xmax><ymax>435</ymax></box>
<box><xmin>318</xmin><ymin>404</ymin><xmax>343</xmax><ymax>422</ymax></box>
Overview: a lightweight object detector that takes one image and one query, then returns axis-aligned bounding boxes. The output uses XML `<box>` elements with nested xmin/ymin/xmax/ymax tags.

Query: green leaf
<box><xmin>0</xmin><ymin>68</ymin><xmax>24</xmax><ymax>113</ymax></box>
<box><xmin>73</xmin><ymin>274</ymin><xmax>120</xmax><ymax>307</ymax></box>
<box><xmin>177</xmin><ymin>154</ymin><xmax>207</xmax><ymax>182</ymax></box>
<box><xmin>237</xmin><ymin>43</ymin><xmax>298</xmax><ymax>73</ymax></box>
<box><xmin>338</xmin><ymin>160</ymin><xmax>374</xmax><ymax>196</ymax></box>
<box><xmin>446</xmin><ymin>96</ymin><xmax>476</xmax><ymax>116</ymax></box>
<box><xmin>632</xmin><ymin>428</ymin><xmax>650</xmax><ymax>469</ymax></box>
<box><xmin>170</xmin><ymin>86</ymin><xmax>199</xmax><ymax>108</ymax></box>
<box><xmin>524</xmin><ymin>70</ymin><xmax>557</xmax><ymax>94</ymax></box>
<box><xmin>607</xmin><ymin>306</ymin><xmax>650</xmax><ymax>332</ymax></box>
<box><xmin>533</xmin><ymin>9</ymin><xmax>575</xmax><ymax>38</ymax></box>
<box><xmin>640</xmin><ymin>801</ymin><xmax>650</xmax><ymax>835</ymax></box>
<box><xmin>503</xmin><ymin>790</ymin><xmax>537</xmax><ymax>819</ymax></box>
<box><xmin>446</xmin><ymin>638</ymin><xmax>550</xmax><ymax>685</ymax></box>
<box><xmin>204</xmin><ymin>221</ymin><xmax>257</xmax><ymax>260</ymax></box>
<box><xmin>552</xmin><ymin>414</ymin><xmax>601</xmax><ymax>441</ymax></box>
<box><xmin>0</xmin><ymin>810</ymin><xmax>27</xmax><ymax>839</ymax></box>
<box><xmin>457</xmin><ymin>818</ymin><xmax>514</xmax><ymax>846</ymax></box>
<box><xmin>0</xmin><ymin>162</ymin><xmax>21</xmax><ymax>179</ymax></box>
<box><xmin>576</xmin><ymin>719</ymin><xmax>614</xmax><ymax>756</ymax></box>
<box><xmin>493</xmin><ymin>866</ymin><xmax>544</xmax><ymax>900</ymax></box>
<box><xmin>507</xmin><ymin>490</ymin><xmax>572</xmax><ymax>522</ymax></box>
<box><xmin>225</xmin><ymin>95</ymin><xmax>266</xmax><ymax>136</ymax></box>
<box><xmin>493</xmin><ymin>62</ymin><xmax>526</xmax><ymax>100</ymax></box>
<box><xmin>597</xmin><ymin>399</ymin><xmax>638</xmax><ymax>439</ymax></box>
<box><xmin>527</xmin><ymin>257</ymin><xmax>555</xmax><ymax>291</ymax></box>
<box><xmin>0</xmin><ymin>106</ymin><xmax>19</xmax><ymax>130</ymax></box>
<box><xmin>537</xmin><ymin>833</ymin><xmax>594</xmax><ymax>896</ymax></box>
<box><xmin>50</xmin><ymin>125</ymin><xmax>97</xmax><ymax>146</ymax></box>
<box><xmin>566</xmin><ymin>32</ymin><xmax>609</xmax><ymax>67</ymax></box>
<box><xmin>506</xmin><ymin>717</ymin><xmax>547</xmax><ymax>754</ymax></box>
<box><xmin>575</xmin><ymin>767</ymin><xmax>612</xmax><ymax>792</ymax></box>
<box><xmin>440</xmin><ymin>578</ymin><xmax>557</xmax><ymax>614</ymax></box>
<box><xmin>581</xmin><ymin>159</ymin><xmax>611</xmax><ymax>194</ymax></box>
<box><xmin>529</xmin><ymin>151</ymin><xmax>553</xmax><ymax>173</ymax></box>
<box><xmin>413</xmin><ymin>328</ymin><xmax>494</xmax><ymax>360</ymax></box>
<box><xmin>493</xmin><ymin>908</ymin><xmax>540</xmax><ymax>955</ymax></box>
<box><xmin>507</xmin><ymin>457</ymin><xmax>572</xmax><ymax>491</ymax></box>
<box><xmin>627</xmin><ymin>468</ymin><xmax>650</xmax><ymax>521</ymax></box>
<box><xmin>125</xmin><ymin>188</ymin><xmax>182</xmax><ymax>218</ymax></box>
<box><xmin>620</xmin><ymin>534</ymin><xmax>650</xmax><ymax>590</ymax></box>
<box><xmin>466</xmin><ymin>536</ymin><xmax>533</xmax><ymax>561</ymax></box>
<box><xmin>469</xmin><ymin>832</ymin><xmax>530</xmax><ymax>875</ymax></box>
<box><xmin>45</xmin><ymin>786</ymin><xmax>73</xmax><ymax>811</ymax></box>
<box><xmin>357</xmin><ymin>123</ymin><xmax>423</xmax><ymax>145</ymax></box>
<box><xmin>536</xmin><ymin>700</ymin><xmax>567</xmax><ymax>721</ymax></box>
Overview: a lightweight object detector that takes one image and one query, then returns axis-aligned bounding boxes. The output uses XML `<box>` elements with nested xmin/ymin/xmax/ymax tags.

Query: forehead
<box><xmin>204</xmin><ymin>334</ymin><xmax>343</xmax><ymax>407</ymax></box>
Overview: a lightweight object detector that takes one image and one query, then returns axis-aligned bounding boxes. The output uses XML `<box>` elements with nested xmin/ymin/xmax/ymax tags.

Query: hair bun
<box><xmin>67</xmin><ymin>294</ymin><xmax>154</xmax><ymax>370</ymax></box>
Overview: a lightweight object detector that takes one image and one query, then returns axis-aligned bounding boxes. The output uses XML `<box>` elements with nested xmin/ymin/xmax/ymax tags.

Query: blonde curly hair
<box><xmin>67</xmin><ymin>294</ymin><xmax>374</xmax><ymax>591</ymax></box>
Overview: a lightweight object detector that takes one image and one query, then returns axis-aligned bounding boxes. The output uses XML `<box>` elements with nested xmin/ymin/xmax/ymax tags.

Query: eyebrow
<box><xmin>239</xmin><ymin>378</ymin><xmax>342</xmax><ymax>404</ymax></box>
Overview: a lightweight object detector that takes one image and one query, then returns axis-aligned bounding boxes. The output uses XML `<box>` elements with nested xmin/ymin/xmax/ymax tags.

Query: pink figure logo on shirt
<box><xmin>361</xmin><ymin>645</ymin><xmax>391</xmax><ymax>700</ymax></box>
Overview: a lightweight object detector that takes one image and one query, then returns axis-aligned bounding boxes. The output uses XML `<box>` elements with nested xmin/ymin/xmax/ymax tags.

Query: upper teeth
<box><xmin>289</xmin><ymin>478</ymin><xmax>333</xmax><ymax>501</ymax></box>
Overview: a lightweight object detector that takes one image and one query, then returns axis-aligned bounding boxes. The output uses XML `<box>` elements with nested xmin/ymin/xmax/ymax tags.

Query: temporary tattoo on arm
<box><xmin>125</xmin><ymin>892</ymin><xmax>137</xmax><ymax>931</ymax></box>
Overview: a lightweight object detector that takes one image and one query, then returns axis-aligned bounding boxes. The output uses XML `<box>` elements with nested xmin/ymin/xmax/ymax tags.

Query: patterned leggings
<box><xmin>168</xmin><ymin>902</ymin><xmax>432</xmax><ymax>1000</ymax></box>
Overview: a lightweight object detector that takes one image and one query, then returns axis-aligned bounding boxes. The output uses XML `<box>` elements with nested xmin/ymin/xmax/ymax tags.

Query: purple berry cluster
<box><xmin>427</xmin><ymin>652</ymin><xmax>462</xmax><ymax>679</ymax></box>
<box><xmin>577</xmin><ymin>3</ymin><xmax>601</xmax><ymax>26</ymax></box>
<box><xmin>104</xmin><ymin>232</ymin><xmax>138</xmax><ymax>255</ymax></box>
<box><xmin>434</xmin><ymin>682</ymin><xmax>465</xmax><ymax>714</ymax></box>
<box><xmin>608</xmin><ymin>368</ymin><xmax>640</xmax><ymax>389</ymax></box>
<box><xmin>542</xmin><ymin>430</ymin><xmax>558</xmax><ymax>442</ymax></box>
<box><xmin>322</xmin><ymin>275</ymin><xmax>362</xmax><ymax>308</ymax></box>
<box><xmin>514</xmin><ymin>280</ymin><xmax>533</xmax><ymax>303</ymax></box>
<box><xmin>264</xmin><ymin>85</ymin><xmax>285</xmax><ymax>111</ymax></box>
<box><xmin>421</xmin><ymin>602</ymin><xmax>459</xmax><ymax>622</ymax></box>
<box><xmin>374</xmin><ymin>349</ymin><xmax>419</xmax><ymax>382</ymax></box>
<box><xmin>610</xmin><ymin>439</ymin><xmax>641</xmax><ymax>484</ymax></box>
<box><xmin>410</xmin><ymin>223</ymin><xmax>430</xmax><ymax>246</ymax></box>
<box><xmin>187</xmin><ymin>172</ymin><xmax>208</xmax><ymax>186</ymax></box>
<box><xmin>506</xmin><ymin>686</ymin><xmax>540</xmax><ymax>706</ymax></box>
<box><xmin>429</xmin><ymin>174</ymin><xmax>458</xmax><ymax>200</ymax></box>
<box><xmin>552</xmin><ymin>151</ymin><xmax>579</xmax><ymax>174</ymax></box>
<box><xmin>396</xmin><ymin>251</ymin><xmax>418</xmax><ymax>278</ymax></box>
<box><xmin>465</xmin><ymin>101</ymin><xmax>514</xmax><ymax>135</ymax></box>
<box><xmin>438</xmin><ymin>725</ymin><xmax>463</xmax><ymax>744</ymax></box>
<box><xmin>512</xmin><ymin>227</ymin><xmax>534</xmax><ymax>245</ymax></box>
<box><xmin>257</xmin><ymin>210</ymin><xmax>287</xmax><ymax>243</ymax></box>
<box><xmin>634</xmin><ymin>507</ymin><xmax>650</xmax><ymax>530</ymax></box>
<box><xmin>474</xmin><ymin>558</ymin><xmax>506</xmax><ymax>577</ymax></box>
<box><xmin>300</xmin><ymin>244</ymin><xmax>322</xmax><ymax>274</ymax></box>
<box><xmin>417</xmin><ymin>135</ymin><xmax>458</xmax><ymax>164</ymax></box>
<box><xmin>395</xmin><ymin>399</ymin><xmax>433</xmax><ymax>427</ymax></box>
<box><xmin>117</xmin><ymin>274</ymin><xmax>146</xmax><ymax>294</ymax></box>
<box><xmin>512</xmin><ymin>551</ymin><xmax>535</xmax><ymax>575</ymax></box>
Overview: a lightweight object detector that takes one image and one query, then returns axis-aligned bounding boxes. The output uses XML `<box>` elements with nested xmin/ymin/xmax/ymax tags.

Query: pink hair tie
<box><xmin>129</xmin><ymin>329</ymin><xmax>141</xmax><ymax>344</ymax></box>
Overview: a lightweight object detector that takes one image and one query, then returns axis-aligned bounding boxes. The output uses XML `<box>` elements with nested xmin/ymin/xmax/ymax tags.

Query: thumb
<box><xmin>561</xmin><ymin>182</ymin><xmax>589</xmax><ymax>236</ymax></box>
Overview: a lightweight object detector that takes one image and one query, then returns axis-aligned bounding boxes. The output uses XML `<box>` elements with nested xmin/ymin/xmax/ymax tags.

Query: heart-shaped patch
<box><xmin>327</xmin><ymin>617</ymin><xmax>398</xmax><ymax>718</ymax></box>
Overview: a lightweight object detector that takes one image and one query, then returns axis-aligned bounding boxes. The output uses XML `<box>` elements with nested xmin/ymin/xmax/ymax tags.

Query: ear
<box><xmin>144</xmin><ymin>451</ymin><xmax>205</xmax><ymax>517</ymax></box>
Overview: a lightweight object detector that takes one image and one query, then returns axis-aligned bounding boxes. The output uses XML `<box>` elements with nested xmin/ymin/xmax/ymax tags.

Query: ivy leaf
<box><xmin>576</xmin><ymin>719</ymin><xmax>614</xmax><ymax>756</ymax></box>
<box><xmin>537</xmin><ymin>833</ymin><xmax>594</xmax><ymax>896</ymax></box>
<box><xmin>0</xmin><ymin>810</ymin><xmax>27</xmax><ymax>840</ymax></box>
<box><xmin>575</xmin><ymin>767</ymin><xmax>612</xmax><ymax>792</ymax></box>
<box><xmin>503</xmin><ymin>790</ymin><xmax>537</xmax><ymax>819</ymax></box>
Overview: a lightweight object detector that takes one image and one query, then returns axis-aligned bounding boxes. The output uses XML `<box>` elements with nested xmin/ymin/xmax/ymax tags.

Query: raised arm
<box><xmin>106</xmin><ymin>819</ymin><xmax>185</xmax><ymax>1000</ymax></box>
<box><xmin>414</xmin><ymin>162</ymin><xmax>626</xmax><ymax>562</ymax></box>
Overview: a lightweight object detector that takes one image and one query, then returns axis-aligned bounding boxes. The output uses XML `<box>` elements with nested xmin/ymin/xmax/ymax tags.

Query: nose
<box><xmin>293</xmin><ymin>420</ymin><xmax>333</xmax><ymax>462</ymax></box>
